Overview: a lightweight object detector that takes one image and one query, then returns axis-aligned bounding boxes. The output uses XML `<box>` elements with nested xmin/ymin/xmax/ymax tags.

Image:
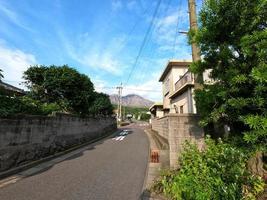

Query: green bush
<box><xmin>140</xmin><ymin>113</ymin><xmax>150</xmax><ymax>121</ymax></box>
<box><xmin>0</xmin><ymin>95</ymin><xmax>61</xmax><ymax>117</ymax></box>
<box><xmin>153</xmin><ymin>137</ymin><xmax>265</xmax><ymax>200</ymax></box>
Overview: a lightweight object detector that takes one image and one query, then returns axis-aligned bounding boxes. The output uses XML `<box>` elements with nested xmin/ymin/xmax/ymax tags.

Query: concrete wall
<box><xmin>151</xmin><ymin>114</ymin><xmax>204</xmax><ymax>168</ymax></box>
<box><xmin>0</xmin><ymin>113</ymin><xmax>116</xmax><ymax>172</ymax></box>
<box><xmin>151</xmin><ymin>117</ymin><xmax>169</xmax><ymax>139</ymax></box>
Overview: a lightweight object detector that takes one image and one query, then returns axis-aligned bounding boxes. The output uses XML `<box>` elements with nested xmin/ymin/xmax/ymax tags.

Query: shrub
<box><xmin>0</xmin><ymin>95</ymin><xmax>61</xmax><ymax>117</ymax></box>
<box><xmin>153</xmin><ymin>137</ymin><xmax>265</xmax><ymax>200</ymax></box>
<box><xmin>140</xmin><ymin>113</ymin><xmax>150</xmax><ymax>121</ymax></box>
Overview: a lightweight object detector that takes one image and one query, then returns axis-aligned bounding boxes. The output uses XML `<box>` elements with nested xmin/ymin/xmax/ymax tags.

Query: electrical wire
<box><xmin>125</xmin><ymin>0</ymin><xmax>162</xmax><ymax>86</ymax></box>
<box><xmin>172</xmin><ymin>0</ymin><xmax>184</xmax><ymax>58</ymax></box>
<box><xmin>95</xmin><ymin>86</ymin><xmax>161</xmax><ymax>93</ymax></box>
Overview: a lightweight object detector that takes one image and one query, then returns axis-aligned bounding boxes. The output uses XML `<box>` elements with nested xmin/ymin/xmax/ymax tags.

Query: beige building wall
<box><xmin>170</xmin><ymin>88</ymin><xmax>197</xmax><ymax>114</ymax></box>
<box><xmin>156</xmin><ymin>110</ymin><xmax>164</xmax><ymax>118</ymax></box>
<box><xmin>162</xmin><ymin>66</ymin><xmax>189</xmax><ymax>111</ymax></box>
<box><xmin>162</xmin><ymin>70</ymin><xmax>172</xmax><ymax>110</ymax></box>
<box><xmin>170</xmin><ymin>90</ymin><xmax>189</xmax><ymax>114</ymax></box>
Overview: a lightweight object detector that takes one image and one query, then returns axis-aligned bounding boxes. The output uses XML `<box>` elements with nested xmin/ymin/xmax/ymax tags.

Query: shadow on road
<box><xmin>19</xmin><ymin>128</ymin><xmax>136</xmax><ymax>178</ymax></box>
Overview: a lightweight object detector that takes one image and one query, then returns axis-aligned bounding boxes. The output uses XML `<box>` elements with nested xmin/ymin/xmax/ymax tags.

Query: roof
<box><xmin>159</xmin><ymin>60</ymin><xmax>192</xmax><ymax>82</ymax></box>
<box><xmin>149</xmin><ymin>102</ymin><xmax>163</xmax><ymax>111</ymax></box>
<box><xmin>0</xmin><ymin>81</ymin><xmax>26</xmax><ymax>95</ymax></box>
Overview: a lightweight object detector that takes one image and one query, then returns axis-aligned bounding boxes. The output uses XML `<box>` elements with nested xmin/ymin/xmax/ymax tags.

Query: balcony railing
<box><xmin>175</xmin><ymin>71</ymin><xmax>194</xmax><ymax>91</ymax></box>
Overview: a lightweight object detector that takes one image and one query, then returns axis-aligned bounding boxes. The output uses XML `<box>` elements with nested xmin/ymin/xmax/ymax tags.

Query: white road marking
<box><xmin>0</xmin><ymin>176</ymin><xmax>22</xmax><ymax>188</ymax></box>
<box><xmin>119</xmin><ymin>136</ymin><xmax>125</xmax><ymax>141</ymax></box>
<box><xmin>116</xmin><ymin>136</ymin><xmax>122</xmax><ymax>141</ymax></box>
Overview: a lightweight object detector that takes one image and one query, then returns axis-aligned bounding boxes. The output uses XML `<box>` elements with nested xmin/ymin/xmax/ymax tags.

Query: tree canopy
<box><xmin>23</xmin><ymin>65</ymin><xmax>113</xmax><ymax>116</ymax></box>
<box><xmin>189</xmin><ymin>0</ymin><xmax>267</xmax><ymax>149</ymax></box>
<box><xmin>89</xmin><ymin>92</ymin><xmax>113</xmax><ymax>116</ymax></box>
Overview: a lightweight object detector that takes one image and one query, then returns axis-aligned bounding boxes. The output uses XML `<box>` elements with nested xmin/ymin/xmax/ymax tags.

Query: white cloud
<box><xmin>64</xmin><ymin>42</ymin><xmax>123</xmax><ymax>75</ymax></box>
<box><xmin>93</xmin><ymin>72</ymin><xmax>163</xmax><ymax>102</ymax></box>
<box><xmin>0</xmin><ymin>2</ymin><xmax>33</xmax><ymax>32</ymax></box>
<box><xmin>93</xmin><ymin>77</ymin><xmax>117</xmax><ymax>94</ymax></box>
<box><xmin>111</xmin><ymin>0</ymin><xmax>123</xmax><ymax>11</ymax></box>
<box><xmin>59</xmin><ymin>31</ymin><xmax>128</xmax><ymax>75</ymax></box>
<box><xmin>80</xmin><ymin>52</ymin><xmax>122</xmax><ymax>75</ymax></box>
<box><xmin>0</xmin><ymin>42</ymin><xmax>37</xmax><ymax>88</ymax></box>
<box><xmin>123</xmin><ymin>78</ymin><xmax>162</xmax><ymax>102</ymax></box>
<box><xmin>152</xmin><ymin>9</ymin><xmax>191</xmax><ymax>59</ymax></box>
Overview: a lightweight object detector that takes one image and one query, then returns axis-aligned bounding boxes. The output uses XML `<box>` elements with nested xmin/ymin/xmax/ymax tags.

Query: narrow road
<box><xmin>0</xmin><ymin>123</ymin><xmax>149</xmax><ymax>200</ymax></box>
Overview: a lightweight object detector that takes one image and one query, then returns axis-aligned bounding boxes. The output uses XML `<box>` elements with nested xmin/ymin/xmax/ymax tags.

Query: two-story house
<box><xmin>159</xmin><ymin>60</ymin><xmax>196</xmax><ymax>115</ymax></box>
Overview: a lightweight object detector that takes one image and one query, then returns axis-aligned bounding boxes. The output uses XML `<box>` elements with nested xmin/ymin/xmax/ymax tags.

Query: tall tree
<box><xmin>23</xmin><ymin>65</ymin><xmax>95</xmax><ymax>115</ymax></box>
<box><xmin>189</xmin><ymin>0</ymin><xmax>267</xmax><ymax>148</ymax></box>
<box><xmin>89</xmin><ymin>92</ymin><xmax>113</xmax><ymax>116</ymax></box>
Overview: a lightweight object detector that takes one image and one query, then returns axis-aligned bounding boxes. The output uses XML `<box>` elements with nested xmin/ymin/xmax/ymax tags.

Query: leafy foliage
<box><xmin>23</xmin><ymin>65</ymin><xmax>113</xmax><ymax>116</ymax></box>
<box><xmin>189</xmin><ymin>0</ymin><xmax>267</xmax><ymax>149</ymax></box>
<box><xmin>0</xmin><ymin>95</ymin><xmax>61</xmax><ymax>117</ymax></box>
<box><xmin>140</xmin><ymin>112</ymin><xmax>150</xmax><ymax>121</ymax></box>
<box><xmin>89</xmin><ymin>92</ymin><xmax>113</xmax><ymax>116</ymax></box>
<box><xmin>153</xmin><ymin>137</ymin><xmax>265</xmax><ymax>200</ymax></box>
<box><xmin>0</xmin><ymin>65</ymin><xmax>113</xmax><ymax>117</ymax></box>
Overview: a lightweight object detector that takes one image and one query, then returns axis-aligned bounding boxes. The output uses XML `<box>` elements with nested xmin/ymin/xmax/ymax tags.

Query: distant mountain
<box><xmin>109</xmin><ymin>94</ymin><xmax>154</xmax><ymax>108</ymax></box>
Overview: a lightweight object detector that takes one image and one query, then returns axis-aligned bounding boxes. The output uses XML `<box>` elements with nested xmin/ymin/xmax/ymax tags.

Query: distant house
<box><xmin>159</xmin><ymin>60</ymin><xmax>196</xmax><ymax>115</ymax></box>
<box><xmin>0</xmin><ymin>81</ymin><xmax>26</xmax><ymax>96</ymax></box>
<box><xmin>149</xmin><ymin>102</ymin><xmax>164</xmax><ymax>119</ymax></box>
<box><xmin>159</xmin><ymin>60</ymin><xmax>212</xmax><ymax>115</ymax></box>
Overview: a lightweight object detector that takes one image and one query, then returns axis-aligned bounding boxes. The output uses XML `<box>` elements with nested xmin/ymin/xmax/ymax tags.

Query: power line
<box><xmin>95</xmin><ymin>86</ymin><xmax>161</xmax><ymax>93</ymax></box>
<box><xmin>138</xmin><ymin>0</ymin><xmax>173</xmax><ymax>86</ymax></box>
<box><xmin>172</xmin><ymin>0</ymin><xmax>183</xmax><ymax>58</ymax></box>
<box><xmin>125</xmin><ymin>0</ymin><xmax>162</xmax><ymax>86</ymax></box>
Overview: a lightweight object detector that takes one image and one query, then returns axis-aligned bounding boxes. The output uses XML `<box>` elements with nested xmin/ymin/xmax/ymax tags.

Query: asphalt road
<box><xmin>0</xmin><ymin>123</ymin><xmax>149</xmax><ymax>200</ymax></box>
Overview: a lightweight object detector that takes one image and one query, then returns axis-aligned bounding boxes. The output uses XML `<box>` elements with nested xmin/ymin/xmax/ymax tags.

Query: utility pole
<box><xmin>188</xmin><ymin>0</ymin><xmax>200</xmax><ymax>62</ymax></box>
<box><xmin>116</xmin><ymin>83</ymin><xmax>123</xmax><ymax>123</ymax></box>
<box><xmin>188</xmin><ymin>0</ymin><xmax>203</xmax><ymax>89</ymax></box>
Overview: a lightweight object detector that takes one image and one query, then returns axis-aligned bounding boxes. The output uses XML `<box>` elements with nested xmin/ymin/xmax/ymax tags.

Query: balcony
<box><xmin>175</xmin><ymin>71</ymin><xmax>194</xmax><ymax>91</ymax></box>
<box><xmin>170</xmin><ymin>71</ymin><xmax>194</xmax><ymax>98</ymax></box>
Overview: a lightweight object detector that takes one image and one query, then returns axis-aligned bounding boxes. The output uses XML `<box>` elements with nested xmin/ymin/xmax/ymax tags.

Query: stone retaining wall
<box><xmin>151</xmin><ymin>114</ymin><xmax>204</xmax><ymax>168</ymax></box>
<box><xmin>0</xmin><ymin>113</ymin><xmax>116</xmax><ymax>172</ymax></box>
<box><xmin>151</xmin><ymin>117</ymin><xmax>169</xmax><ymax>139</ymax></box>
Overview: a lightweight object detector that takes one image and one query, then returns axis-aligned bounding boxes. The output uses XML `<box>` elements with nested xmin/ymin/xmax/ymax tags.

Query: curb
<box><xmin>0</xmin><ymin>129</ymin><xmax>120</xmax><ymax>180</ymax></box>
<box><xmin>141</xmin><ymin>129</ymin><xmax>168</xmax><ymax>200</ymax></box>
<box><xmin>141</xmin><ymin>129</ymin><xmax>151</xmax><ymax>196</ymax></box>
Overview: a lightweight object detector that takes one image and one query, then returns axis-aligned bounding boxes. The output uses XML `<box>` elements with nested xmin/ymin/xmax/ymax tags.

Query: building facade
<box><xmin>159</xmin><ymin>60</ymin><xmax>196</xmax><ymax>115</ymax></box>
<box><xmin>149</xmin><ymin>103</ymin><xmax>164</xmax><ymax>119</ymax></box>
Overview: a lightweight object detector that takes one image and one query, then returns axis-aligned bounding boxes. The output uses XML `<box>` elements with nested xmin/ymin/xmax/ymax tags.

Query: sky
<box><xmin>0</xmin><ymin>0</ymin><xmax>203</xmax><ymax>102</ymax></box>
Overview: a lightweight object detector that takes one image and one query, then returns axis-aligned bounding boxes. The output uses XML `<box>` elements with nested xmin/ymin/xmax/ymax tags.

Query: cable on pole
<box><xmin>172</xmin><ymin>0</ymin><xmax>183</xmax><ymax>59</ymax></box>
<box><xmin>125</xmin><ymin>0</ymin><xmax>162</xmax><ymax>86</ymax></box>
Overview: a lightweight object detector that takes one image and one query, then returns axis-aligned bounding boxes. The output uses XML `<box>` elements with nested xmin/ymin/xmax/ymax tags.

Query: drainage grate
<box><xmin>150</xmin><ymin>150</ymin><xmax>159</xmax><ymax>163</ymax></box>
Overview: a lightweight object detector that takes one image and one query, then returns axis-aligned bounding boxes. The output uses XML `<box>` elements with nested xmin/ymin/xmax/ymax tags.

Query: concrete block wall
<box><xmin>0</xmin><ymin>113</ymin><xmax>117</xmax><ymax>172</ymax></box>
<box><xmin>151</xmin><ymin>114</ymin><xmax>204</xmax><ymax>168</ymax></box>
<box><xmin>151</xmin><ymin>117</ymin><xmax>169</xmax><ymax>139</ymax></box>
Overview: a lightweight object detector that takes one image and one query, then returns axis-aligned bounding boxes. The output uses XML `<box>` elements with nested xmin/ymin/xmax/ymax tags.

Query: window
<box><xmin>180</xmin><ymin>106</ymin><xmax>184</xmax><ymax>114</ymax></box>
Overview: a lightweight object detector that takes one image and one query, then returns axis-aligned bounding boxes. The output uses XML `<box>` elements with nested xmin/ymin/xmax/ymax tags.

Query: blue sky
<box><xmin>0</xmin><ymin>0</ymin><xmax>203</xmax><ymax>101</ymax></box>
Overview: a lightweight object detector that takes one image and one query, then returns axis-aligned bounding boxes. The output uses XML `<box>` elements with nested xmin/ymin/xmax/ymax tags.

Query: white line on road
<box><xmin>116</xmin><ymin>136</ymin><xmax>124</xmax><ymax>141</ymax></box>
<box><xmin>0</xmin><ymin>176</ymin><xmax>22</xmax><ymax>188</ymax></box>
<box><xmin>119</xmin><ymin>136</ymin><xmax>125</xmax><ymax>141</ymax></box>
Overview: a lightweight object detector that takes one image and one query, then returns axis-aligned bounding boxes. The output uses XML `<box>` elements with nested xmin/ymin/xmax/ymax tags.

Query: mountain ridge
<box><xmin>109</xmin><ymin>94</ymin><xmax>154</xmax><ymax>108</ymax></box>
